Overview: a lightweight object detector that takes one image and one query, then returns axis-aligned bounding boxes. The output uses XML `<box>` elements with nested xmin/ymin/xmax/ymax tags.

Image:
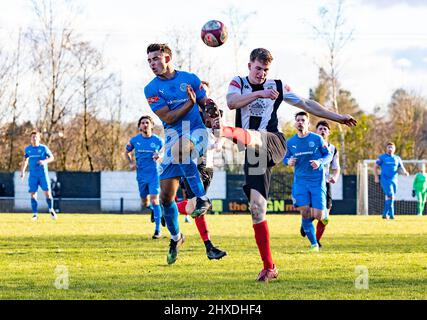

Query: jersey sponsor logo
<box><xmin>229</xmin><ymin>80</ymin><xmax>241</xmax><ymax>89</ymax></box>
<box><xmin>167</xmin><ymin>98</ymin><xmax>188</xmax><ymax>105</ymax></box>
<box><xmin>295</xmin><ymin>151</ymin><xmax>314</xmax><ymax>157</ymax></box>
<box><xmin>147</xmin><ymin>96</ymin><xmax>160</xmax><ymax>104</ymax></box>
<box><xmin>180</xmin><ymin>83</ymin><xmax>188</xmax><ymax>92</ymax></box>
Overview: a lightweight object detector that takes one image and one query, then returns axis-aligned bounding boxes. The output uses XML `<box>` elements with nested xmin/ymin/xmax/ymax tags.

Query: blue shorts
<box><xmin>137</xmin><ymin>178</ymin><xmax>160</xmax><ymax>198</ymax></box>
<box><xmin>380</xmin><ymin>179</ymin><xmax>397</xmax><ymax>198</ymax></box>
<box><xmin>292</xmin><ymin>180</ymin><xmax>326</xmax><ymax>211</ymax></box>
<box><xmin>28</xmin><ymin>175</ymin><xmax>50</xmax><ymax>193</ymax></box>
<box><xmin>160</xmin><ymin>128</ymin><xmax>208</xmax><ymax>181</ymax></box>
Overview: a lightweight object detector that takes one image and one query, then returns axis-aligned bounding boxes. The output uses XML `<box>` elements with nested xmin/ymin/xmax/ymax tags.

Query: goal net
<box><xmin>357</xmin><ymin>159</ymin><xmax>427</xmax><ymax>215</ymax></box>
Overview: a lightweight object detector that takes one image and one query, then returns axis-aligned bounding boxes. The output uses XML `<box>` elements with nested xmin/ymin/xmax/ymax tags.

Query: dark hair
<box><xmin>295</xmin><ymin>111</ymin><xmax>309</xmax><ymax>119</ymax></box>
<box><xmin>147</xmin><ymin>43</ymin><xmax>172</xmax><ymax>58</ymax></box>
<box><xmin>138</xmin><ymin>115</ymin><xmax>154</xmax><ymax>127</ymax></box>
<box><xmin>30</xmin><ymin>131</ymin><xmax>39</xmax><ymax>136</ymax></box>
<box><xmin>386</xmin><ymin>141</ymin><xmax>395</xmax><ymax>147</ymax></box>
<box><xmin>250</xmin><ymin>48</ymin><xmax>273</xmax><ymax>64</ymax></box>
<box><xmin>316</xmin><ymin>120</ymin><xmax>330</xmax><ymax>130</ymax></box>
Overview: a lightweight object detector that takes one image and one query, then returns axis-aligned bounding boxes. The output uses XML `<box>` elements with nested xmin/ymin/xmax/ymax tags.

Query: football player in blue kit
<box><xmin>284</xmin><ymin>112</ymin><xmax>332</xmax><ymax>252</ymax></box>
<box><xmin>20</xmin><ymin>131</ymin><xmax>57</xmax><ymax>221</ymax></box>
<box><xmin>125</xmin><ymin>115</ymin><xmax>164</xmax><ymax>239</ymax></box>
<box><xmin>144</xmin><ymin>43</ymin><xmax>214</xmax><ymax>264</ymax></box>
<box><xmin>373</xmin><ymin>142</ymin><xmax>409</xmax><ymax>219</ymax></box>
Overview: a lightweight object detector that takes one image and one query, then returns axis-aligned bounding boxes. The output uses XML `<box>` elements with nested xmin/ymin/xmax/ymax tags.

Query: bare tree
<box><xmin>71</xmin><ymin>41</ymin><xmax>115</xmax><ymax>171</ymax></box>
<box><xmin>223</xmin><ymin>6</ymin><xmax>257</xmax><ymax>73</ymax></box>
<box><xmin>26</xmin><ymin>0</ymin><xmax>80</xmax><ymax>146</ymax></box>
<box><xmin>312</xmin><ymin>0</ymin><xmax>354</xmax><ymax>173</ymax></box>
<box><xmin>7</xmin><ymin>30</ymin><xmax>24</xmax><ymax>170</ymax></box>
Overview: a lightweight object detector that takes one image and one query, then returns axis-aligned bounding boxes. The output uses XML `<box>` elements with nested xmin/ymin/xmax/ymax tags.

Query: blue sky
<box><xmin>0</xmin><ymin>0</ymin><xmax>426</xmax><ymax>123</ymax></box>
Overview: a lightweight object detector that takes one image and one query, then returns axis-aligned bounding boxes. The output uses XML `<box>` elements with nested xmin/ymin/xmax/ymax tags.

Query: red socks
<box><xmin>223</xmin><ymin>126</ymin><xmax>251</xmax><ymax>146</ymax></box>
<box><xmin>195</xmin><ymin>215</ymin><xmax>210</xmax><ymax>242</ymax></box>
<box><xmin>176</xmin><ymin>199</ymin><xmax>210</xmax><ymax>242</ymax></box>
<box><xmin>316</xmin><ymin>220</ymin><xmax>326</xmax><ymax>241</ymax></box>
<box><xmin>176</xmin><ymin>200</ymin><xmax>188</xmax><ymax>215</ymax></box>
<box><xmin>253</xmin><ymin>221</ymin><xmax>274</xmax><ymax>270</ymax></box>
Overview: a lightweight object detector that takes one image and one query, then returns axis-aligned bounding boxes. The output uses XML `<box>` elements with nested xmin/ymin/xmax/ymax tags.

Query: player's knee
<box><xmin>160</xmin><ymin>194</ymin><xmax>174</xmax><ymax>207</ymax></box>
<box><xmin>250</xmin><ymin>201</ymin><xmax>266</xmax><ymax>223</ymax></box>
<box><xmin>150</xmin><ymin>197</ymin><xmax>160</xmax><ymax>206</ymax></box>
<box><xmin>313</xmin><ymin>210</ymin><xmax>323</xmax><ymax>220</ymax></box>
<box><xmin>300</xmin><ymin>207</ymin><xmax>311</xmax><ymax>219</ymax></box>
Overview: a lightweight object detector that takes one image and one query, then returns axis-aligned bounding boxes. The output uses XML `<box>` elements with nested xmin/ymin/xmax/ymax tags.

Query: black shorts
<box><xmin>180</xmin><ymin>162</ymin><xmax>214</xmax><ymax>199</ymax></box>
<box><xmin>326</xmin><ymin>182</ymin><xmax>332</xmax><ymax>210</ymax></box>
<box><xmin>243</xmin><ymin>131</ymin><xmax>287</xmax><ymax>201</ymax></box>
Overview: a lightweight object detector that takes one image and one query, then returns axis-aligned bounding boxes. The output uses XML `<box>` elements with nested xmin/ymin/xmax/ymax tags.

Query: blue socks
<box><xmin>152</xmin><ymin>204</ymin><xmax>162</xmax><ymax>233</ymax></box>
<box><xmin>31</xmin><ymin>198</ymin><xmax>38</xmax><ymax>214</ymax></box>
<box><xmin>383</xmin><ymin>199</ymin><xmax>394</xmax><ymax>218</ymax></box>
<box><xmin>163</xmin><ymin>201</ymin><xmax>180</xmax><ymax>237</ymax></box>
<box><xmin>46</xmin><ymin>198</ymin><xmax>53</xmax><ymax>210</ymax></box>
<box><xmin>302</xmin><ymin>218</ymin><xmax>317</xmax><ymax>246</ymax></box>
<box><xmin>388</xmin><ymin>200</ymin><xmax>395</xmax><ymax>219</ymax></box>
<box><xmin>178</xmin><ymin>162</ymin><xmax>205</xmax><ymax>198</ymax></box>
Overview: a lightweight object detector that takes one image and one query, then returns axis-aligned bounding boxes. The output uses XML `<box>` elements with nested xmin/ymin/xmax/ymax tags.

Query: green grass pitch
<box><xmin>0</xmin><ymin>213</ymin><xmax>425</xmax><ymax>300</ymax></box>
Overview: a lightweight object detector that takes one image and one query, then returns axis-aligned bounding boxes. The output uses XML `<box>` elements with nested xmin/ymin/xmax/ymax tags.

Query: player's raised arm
<box><xmin>283</xmin><ymin>93</ymin><xmax>357</xmax><ymax>127</ymax></box>
<box><xmin>149</xmin><ymin>85</ymin><xmax>196</xmax><ymax>125</ymax></box>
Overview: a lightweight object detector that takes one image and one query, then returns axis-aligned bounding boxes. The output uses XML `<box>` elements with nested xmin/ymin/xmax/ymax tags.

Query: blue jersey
<box><xmin>24</xmin><ymin>144</ymin><xmax>52</xmax><ymax>177</ymax></box>
<box><xmin>283</xmin><ymin>132</ymin><xmax>332</xmax><ymax>182</ymax></box>
<box><xmin>376</xmin><ymin>154</ymin><xmax>403</xmax><ymax>181</ymax></box>
<box><xmin>126</xmin><ymin>134</ymin><xmax>164</xmax><ymax>180</ymax></box>
<box><xmin>144</xmin><ymin>70</ymin><xmax>206</xmax><ymax>139</ymax></box>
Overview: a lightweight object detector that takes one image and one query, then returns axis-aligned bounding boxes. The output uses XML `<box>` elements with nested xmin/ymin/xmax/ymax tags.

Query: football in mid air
<box><xmin>201</xmin><ymin>20</ymin><xmax>228</xmax><ymax>47</ymax></box>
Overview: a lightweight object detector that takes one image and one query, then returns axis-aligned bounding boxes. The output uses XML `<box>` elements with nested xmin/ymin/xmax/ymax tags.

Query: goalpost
<box><xmin>357</xmin><ymin>159</ymin><xmax>427</xmax><ymax>215</ymax></box>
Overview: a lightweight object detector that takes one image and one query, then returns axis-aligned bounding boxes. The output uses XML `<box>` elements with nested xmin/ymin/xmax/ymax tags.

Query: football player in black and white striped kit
<box><xmin>219</xmin><ymin>48</ymin><xmax>356</xmax><ymax>282</ymax></box>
